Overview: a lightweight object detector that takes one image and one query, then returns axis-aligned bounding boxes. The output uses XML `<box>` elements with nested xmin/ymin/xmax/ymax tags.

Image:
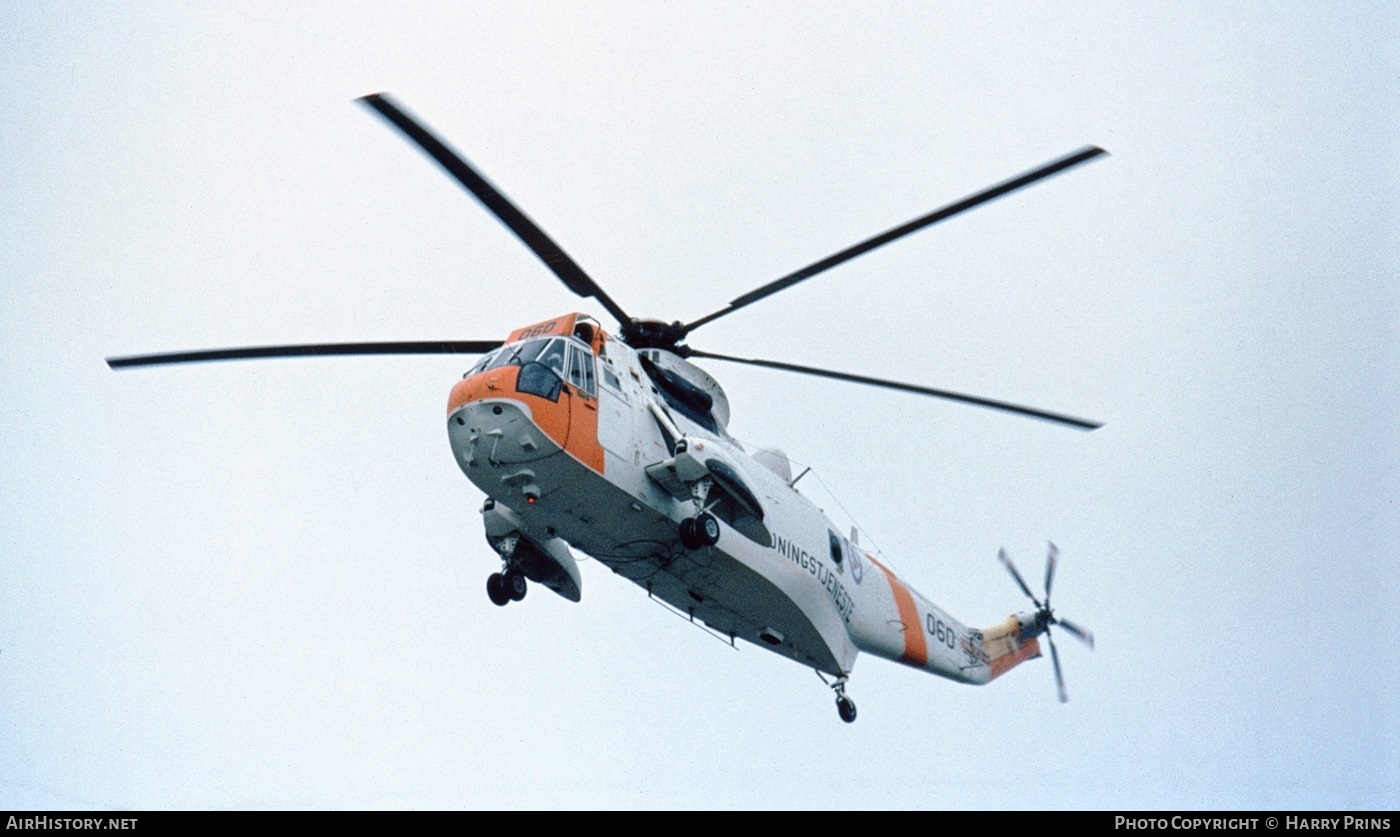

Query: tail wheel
<box><xmin>836</xmin><ymin>695</ymin><xmax>857</xmax><ymax>723</ymax></box>
<box><xmin>486</xmin><ymin>572</ymin><xmax>510</xmax><ymax>607</ymax></box>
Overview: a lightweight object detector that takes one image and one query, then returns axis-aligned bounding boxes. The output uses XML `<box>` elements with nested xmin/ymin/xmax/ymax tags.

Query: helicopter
<box><xmin>109</xmin><ymin>93</ymin><xmax>1101</xmax><ymax>722</ymax></box>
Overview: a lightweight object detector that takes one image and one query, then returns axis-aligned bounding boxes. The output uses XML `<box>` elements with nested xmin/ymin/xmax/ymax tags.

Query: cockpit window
<box><xmin>466</xmin><ymin>349</ymin><xmax>500</xmax><ymax>377</ymax></box>
<box><xmin>536</xmin><ymin>338</ymin><xmax>568</xmax><ymax>377</ymax></box>
<box><xmin>483</xmin><ymin>337</ymin><xmax>554</xmax><ymax>373</ymax></box>
<box><xmin>467</xmin><ymin>336</ymin><xmax>595</xmax><ymax>398</ymax></box>
<box><xmin>566</xmin><ymin>341</ymin><xmax>596</xmax><ymax>396</ymax></box>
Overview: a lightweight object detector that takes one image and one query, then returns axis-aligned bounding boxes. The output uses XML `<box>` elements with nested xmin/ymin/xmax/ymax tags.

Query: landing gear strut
<box><xmin>679</xmin><ymin>512</ymin><xmax>720</xmax><ymax>550</ymax></box>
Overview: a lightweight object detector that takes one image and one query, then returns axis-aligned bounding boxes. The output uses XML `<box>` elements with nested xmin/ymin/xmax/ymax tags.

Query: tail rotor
<box><xmin>999</xmin><ymin>542</ymin><xmax>1094</xmax><ymax>702</ymax></box>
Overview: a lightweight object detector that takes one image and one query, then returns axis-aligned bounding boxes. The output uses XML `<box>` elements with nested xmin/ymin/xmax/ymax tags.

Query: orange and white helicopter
<box><xmin>110</xmin><ymin>94</ymin><xmax>1101</xmax><ymax>722</ymax></box>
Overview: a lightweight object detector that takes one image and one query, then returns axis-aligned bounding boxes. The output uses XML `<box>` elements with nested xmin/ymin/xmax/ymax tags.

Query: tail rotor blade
<box><xmin>1048</xmin><ymin>632</ymin><xmax>1068</xmax><ymax>703</ymax></box>
<box><xmin>1044</xmin><ymin>541</ymin><xmax>1059</xmax><ymax>606</ymax></box>
<box><xmin>999</xmin><ymin>548</ymin><xmax>1041</xmax><ymax>608</ymax></box>
<box><xmin>1058</xmin><ymin>618</ymin><xmax>1096</xmax><ymax>650</ymax></box>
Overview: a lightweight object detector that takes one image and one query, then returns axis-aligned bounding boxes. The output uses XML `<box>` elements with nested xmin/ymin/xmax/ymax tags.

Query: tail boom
<box><xmin>845</xmin><ymin>556</ymin><xmax>1046</xmax><ymax>688</ymax></box>
<box><xmin>847</xmin><ymin>556</ymin><xmax>991</xmax><ymax>685</ymax></box>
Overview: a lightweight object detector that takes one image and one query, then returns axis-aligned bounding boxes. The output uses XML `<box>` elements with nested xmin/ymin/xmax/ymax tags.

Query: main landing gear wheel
<box><xmin>487</xmin><ymin>569</ymin><xmax>527</xmax><ymax>605</ymax></box>
<box><xmin>503</xmin><ymin>568</ymin><xmax>527</xmax><ymax>602</ymax></box>
<box><xmin>679</xmin><ymin>512</ymin><xmax>721</xmax><ymax>550</ymax></box>
<box><xmin>486</xmin><ymin>572</ymin><xmax>510</xmax><ymax>607</ymax></box>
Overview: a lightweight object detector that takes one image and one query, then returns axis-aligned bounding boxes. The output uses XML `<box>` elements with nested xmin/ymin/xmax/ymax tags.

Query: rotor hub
<box><xmin>621</xmin><ymin>319</ymin><xmax>689</xmax><ymax>353</ymax></box>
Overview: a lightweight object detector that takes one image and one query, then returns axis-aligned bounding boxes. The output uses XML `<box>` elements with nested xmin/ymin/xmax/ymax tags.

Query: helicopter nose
<box><xmin>449</xmin><ymin>367</ymin><xmax>510</xmax><ymax>414</ymax></box>
<box><xmin>447</xmin><ymin>365</ymin><xmax>574</xmax><ymax>458</ymax></box>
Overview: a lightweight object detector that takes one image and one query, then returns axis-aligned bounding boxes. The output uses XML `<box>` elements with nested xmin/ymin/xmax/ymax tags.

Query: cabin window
<box><xmin>601</xmin><ymin>365</ymin><xmax>622</xmax><ymax>392</ymax></box>
<box><xmin>829</xmin><ymin>531</ymin><xmax>845</xmax><ymax>567</ymax></box>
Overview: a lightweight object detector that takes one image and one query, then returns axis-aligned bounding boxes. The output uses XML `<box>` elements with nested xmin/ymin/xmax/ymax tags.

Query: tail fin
<box><xmin>980</xmin><ymin>615</ymin><xmax>1042</xmax><ymax>680</ymax></box>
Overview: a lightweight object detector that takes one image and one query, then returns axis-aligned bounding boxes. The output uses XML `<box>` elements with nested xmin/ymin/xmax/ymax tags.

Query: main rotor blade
<box><xmin>688</xmin><ymin>350</ymin><xmax>1101</xmax><ymax>431</ymax></box>
<box><xmin>357</xmin><ymin>93</ymin><xmax>633</xmax><ymax>328</ymax></box>
<box><xmin>107</xmin><ymin>340</ymin><xmax>503</xmax><ymax>369</ymax></box>
<box><xmin>1057</xmin><ymin>618</ymin><xmax>1095</xmax><ymax>650</ymax></box>
<box><xmin>998</xmin><ymin>548</ymin><xmax>1042</xmax><ymax>608</ymax></box>
<box><xmin>683</xmin><ymin>146</ymin><xmax>1107</xmax><ymax>333</ymax></box>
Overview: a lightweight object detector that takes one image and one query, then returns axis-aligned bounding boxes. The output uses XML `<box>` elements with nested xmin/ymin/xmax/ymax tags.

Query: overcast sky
<box><xmin>2</xmin><ymin>2</ymin><xmax>1396</xmax><ymax>809</ymax></box>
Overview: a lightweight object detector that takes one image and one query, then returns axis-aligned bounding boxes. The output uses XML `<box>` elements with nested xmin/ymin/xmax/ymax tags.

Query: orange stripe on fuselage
<box><xmin>870</xmin><ymin>557</ymin><xmax>928</xmax><ymax>668</ymax></box>
<box><xmin>562</xmin><ymin>385</ymin><xmax>604</xmax><ymax>473</ymax></box>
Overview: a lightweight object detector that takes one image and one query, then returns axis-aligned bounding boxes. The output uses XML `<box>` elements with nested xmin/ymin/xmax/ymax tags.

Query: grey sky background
<box><xmin>2</xmin><ymin>3</ymin><xmax>1396</xmax><ymax>809</ymax></box>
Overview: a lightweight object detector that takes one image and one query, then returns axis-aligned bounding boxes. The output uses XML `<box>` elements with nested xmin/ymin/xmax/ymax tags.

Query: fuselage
<box><xmin>445</xmin><ymin>313</ymin><xmax>1031</xmax><ymax>685</ymax></box>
